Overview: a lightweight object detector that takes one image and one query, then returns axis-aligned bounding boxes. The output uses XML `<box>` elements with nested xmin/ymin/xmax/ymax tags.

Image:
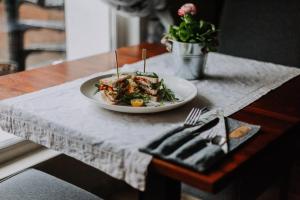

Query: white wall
<box><xmin>65</xmin><ymin>0</ymin><xmax>111</xmax><ymax>60</ymax></box>
<box><xmin>115</xmin><ymin>14</ymin><xmax>141</xmax><ymax>48</ymax></box>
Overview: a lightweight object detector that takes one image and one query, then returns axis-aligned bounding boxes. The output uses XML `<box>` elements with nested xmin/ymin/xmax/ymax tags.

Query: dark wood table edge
<box><xmin>149</xmin><ymin>121</ymin><xmax>300</xmax><ymax>194</ymax></box>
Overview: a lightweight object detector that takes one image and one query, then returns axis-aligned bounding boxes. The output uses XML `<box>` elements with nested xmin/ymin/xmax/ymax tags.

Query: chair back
<box><xmin>218</xmin><ymin>0</ymin><xmax>300</xmax><ymax>67</ymax></box>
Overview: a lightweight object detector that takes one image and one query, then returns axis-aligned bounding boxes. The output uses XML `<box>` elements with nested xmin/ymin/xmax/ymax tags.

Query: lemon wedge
<box><xmin>130</xmin><ymin>99</ymin><xmax>144</xmax><ymax>107</ymax></box>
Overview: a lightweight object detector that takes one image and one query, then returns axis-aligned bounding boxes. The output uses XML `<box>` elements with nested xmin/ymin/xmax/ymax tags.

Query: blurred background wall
<box><xmin>0</xmin><ymin>0</ymin><xmax>144</xmax><ymax>67</ymax></box>
<box><xmin>0</xmin><ymin>0</ymin><xmax>66</xmax><ymax>69</ymax></box>
<box><xmin>0</xmin><ymin>0</ymin><xmax>223</xmax><ymax>70</ymax></box>
<box><xmin>65</xmin><ymin>0</ymin><xmax>110</xmax><ymax>60</ymax></box>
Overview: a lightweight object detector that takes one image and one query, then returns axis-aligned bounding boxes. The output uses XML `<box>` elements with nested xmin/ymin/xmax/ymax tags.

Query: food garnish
<box><xmin>131</xmin><ymin>99</ymin><xmax>144</xmax><ymax>107</ymax></box>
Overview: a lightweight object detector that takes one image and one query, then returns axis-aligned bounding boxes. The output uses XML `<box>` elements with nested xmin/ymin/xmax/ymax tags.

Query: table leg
<box><xmin>139</xmin><ymin>169</ymin><xmax>181</xmax><ymax>200</ymax></box>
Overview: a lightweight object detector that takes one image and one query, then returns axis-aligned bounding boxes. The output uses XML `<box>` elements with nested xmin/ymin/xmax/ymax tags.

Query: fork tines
<box><xmin>185</xmin><ymin>107</ymin><xmax>207</xmax><ymax>126</ymax></box>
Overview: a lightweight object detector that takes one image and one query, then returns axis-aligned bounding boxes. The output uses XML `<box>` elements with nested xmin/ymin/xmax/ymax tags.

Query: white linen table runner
<box><xmin>0</xmin><ymin>52</ymin><xmax>299</xmax><ymax>190</ymax></box>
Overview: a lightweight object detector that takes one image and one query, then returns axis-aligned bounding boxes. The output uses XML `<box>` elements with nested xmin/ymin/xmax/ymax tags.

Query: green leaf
<box><xmin>183</xmin><ymin>14</ymin><xmax>193</xmax><ymax>24</ymax></box>
<box><xmin>199</xmin><ymin>20</ymin><xmax>204</xmax><ymax>28</ymax></box>
<box><xmin>211</xmin><ymin>24</ymin><xmax>216</xmax><ymax>31</ymax></box>
<box><xmin>135</xmin><ymin>71</ymin><xmax>158</xmax><ymax>78</ymax></box>
<box><xmin>94</xmin><ymin>83</ymin><xmax>100</xmax><ymax>94</ymax></box>
<box><xmin>179</xmin><ymin>29</ymin><xmax>189</xmax><ymax>42</ymax></box>
<box><xmin>158</xmin><ymin>79</ymin><xmax>178</xmax><ymax>102</ymax></box>
<box><xmin>165</xmin><ymin>14</ymin><xmax>219</xmax><ymax>52</ymax></box>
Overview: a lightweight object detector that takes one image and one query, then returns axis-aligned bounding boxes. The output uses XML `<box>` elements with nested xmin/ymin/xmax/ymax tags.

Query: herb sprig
<box><xmin>94</xmin><ymin>83</ymin><xmax>100</xmax><ymax>94</ymax></box>
<box><xmin>135</xmin><ymin>71</ymin><xmax>158</xmax><ymax>78</ymax></box>
<box><xmin>158</xmin><ymin>79</ymin><xmax>178</xmax><ymax>102</ymax></box>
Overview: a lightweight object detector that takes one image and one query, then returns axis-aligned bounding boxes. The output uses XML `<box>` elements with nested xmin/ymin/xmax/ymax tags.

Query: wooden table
<box><xmin>0</xmin><ymin>43</ymin><xmax>299</xmax><ymax>200</ymax></box>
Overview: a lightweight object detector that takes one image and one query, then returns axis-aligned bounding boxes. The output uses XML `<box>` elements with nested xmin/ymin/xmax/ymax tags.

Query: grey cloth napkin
<box><xmin>140</xmin><ymin>114</ymin><xmax>260</xmax><ymax>172</ymax></box>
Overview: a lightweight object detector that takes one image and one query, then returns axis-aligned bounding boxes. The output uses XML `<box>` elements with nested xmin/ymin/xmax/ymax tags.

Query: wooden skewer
<box><xmin>142</xmin><ymin>48</ymin><xmax>147</xmax><ymax>73</ymax></box>
<box><xmin>115</xmin><ymin>50</ymin><xmax>119</xmax><ymax>79</ymax></box>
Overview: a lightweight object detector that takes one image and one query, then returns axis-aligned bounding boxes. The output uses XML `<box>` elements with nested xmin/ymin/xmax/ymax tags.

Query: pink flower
<box><xmin>178</xmin><ymin>3</ymin><xmax>197</xmax><ymax>16</ymax></box>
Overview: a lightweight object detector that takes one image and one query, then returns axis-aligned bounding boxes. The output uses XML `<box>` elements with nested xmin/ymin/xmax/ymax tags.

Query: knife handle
<box><xmin>146</xmin><ymin>125</ymin><xmax>185</xmax><ymax>149</ymax></box>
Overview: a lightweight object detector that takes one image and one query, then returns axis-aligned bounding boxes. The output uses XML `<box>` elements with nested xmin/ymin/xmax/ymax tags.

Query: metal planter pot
<box><xmin>165</xmin><ymin>40</ymin><xmax>206</xmax><ymax>80</ymax></box>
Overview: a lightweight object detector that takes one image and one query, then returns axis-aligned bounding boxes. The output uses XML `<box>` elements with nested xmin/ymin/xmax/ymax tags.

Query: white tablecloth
<box><xmin>0</xmin><ymin>52</ymin><xmax>299</xmax><ymax>190</ymax></box>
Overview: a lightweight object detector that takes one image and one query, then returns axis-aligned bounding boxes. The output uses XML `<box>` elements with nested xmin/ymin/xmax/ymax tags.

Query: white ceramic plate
<box><xmin>80</xmin><ymin>74</ymin><xmax>197</xmax><ymax>113</ymax></box>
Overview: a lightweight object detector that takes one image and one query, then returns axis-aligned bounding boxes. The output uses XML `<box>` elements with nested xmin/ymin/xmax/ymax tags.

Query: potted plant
<box><xmin>162</xmin><ymin>3</ymin><xmax>218</xmax><ymax>80</ymax></box>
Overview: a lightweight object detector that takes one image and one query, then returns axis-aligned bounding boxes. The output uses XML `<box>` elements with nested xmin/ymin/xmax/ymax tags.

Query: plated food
<box><xmin>80</xmin><ymin>48</ymin><xmax>196</xmax><ymax>113</ymax></box>
<box><xmin>94</xmin><ymin>72</ymin><xmax>178</xmax><ymax>107</ymax></box>
<box><xmin>80</xmin><ymin>73</ymin><xmax>197</xmax><ymax>113</ymax></box>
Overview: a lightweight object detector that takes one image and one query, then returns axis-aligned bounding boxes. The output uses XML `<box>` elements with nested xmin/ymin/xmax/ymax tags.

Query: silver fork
<box><xmin>184</xmin><ymin>107</ymin><xmax>209</xmax><ymax>127</ymax></box>
<box><xmin>145</xmin><ymin>107</ymin><xmax>209</xmax><ymax>149</ymax></box>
